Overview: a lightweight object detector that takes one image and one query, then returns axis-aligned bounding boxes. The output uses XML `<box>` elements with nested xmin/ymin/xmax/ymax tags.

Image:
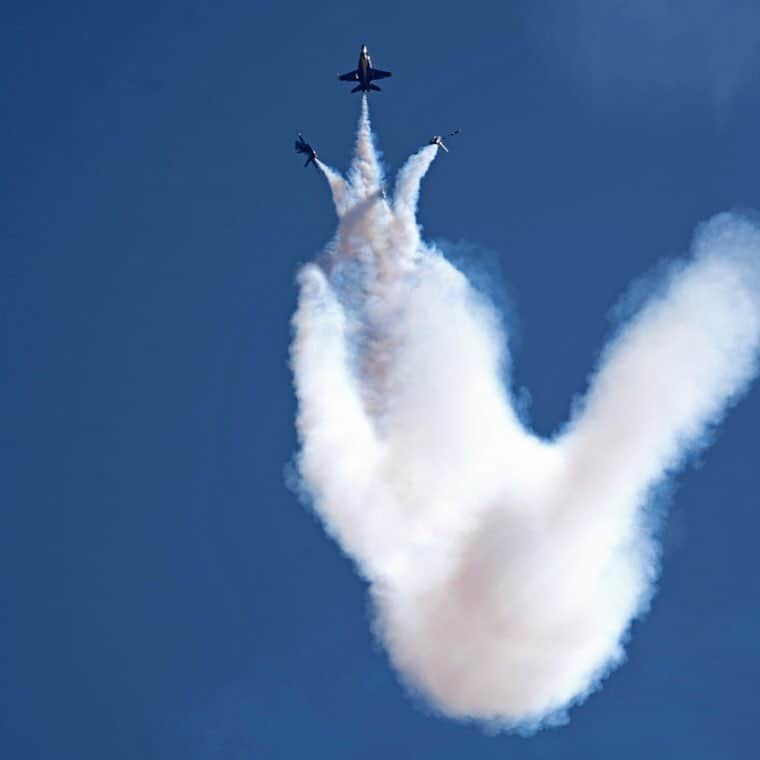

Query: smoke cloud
<box><xmin>290</xmin><ymin>99</ymin><xmax>760</xmax><ymax>729</ymax></box>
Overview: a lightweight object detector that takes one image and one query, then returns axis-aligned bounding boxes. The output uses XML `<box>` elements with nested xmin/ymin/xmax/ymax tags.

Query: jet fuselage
<box><xmin>357</xmin><ymin>46</ymin><xmax>371</xmax><ymax>89</ymax></box>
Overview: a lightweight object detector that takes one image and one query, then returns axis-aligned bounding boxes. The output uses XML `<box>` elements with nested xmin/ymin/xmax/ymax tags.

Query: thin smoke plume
<box><xmin>290</xmin><ymin>99</ymin><xmax>760</xmax><ymax>729</ymax></box>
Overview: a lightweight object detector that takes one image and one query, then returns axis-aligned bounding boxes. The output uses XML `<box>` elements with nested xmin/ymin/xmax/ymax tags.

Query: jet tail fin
<box><xmin>368</xmin><ymin>83</ymin><xmax>381</xmax><ymax>92</ymax></box>
<box><xmin>351</xmin><ymin>84</ymin><xmax>364</xmax><ymax>93</ymax></box>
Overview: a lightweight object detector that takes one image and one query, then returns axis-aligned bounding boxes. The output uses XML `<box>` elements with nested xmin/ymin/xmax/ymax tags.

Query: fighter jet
<box><xmin>338</xmin><ymin>44</ymin><xmax>392</xmax><ymax>93</ymax></box>
<box><xmin>430</xmin><ymin>129</ymin><xmax>461</xmax><ymax>153</ymax></box>
<box><xmin>295</xmin><ymin>133</ymin><xmax>318</xmax><ymax>168</ymax></box>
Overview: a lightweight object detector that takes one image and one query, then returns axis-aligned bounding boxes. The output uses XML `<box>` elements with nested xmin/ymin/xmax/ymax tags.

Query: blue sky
<box><xmin>3</xmin><ymin>1</ymin><xmax>760</xmax><ymax>757</ymax></box>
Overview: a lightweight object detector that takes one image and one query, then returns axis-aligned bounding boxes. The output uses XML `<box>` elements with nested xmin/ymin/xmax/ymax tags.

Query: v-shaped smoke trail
<box><xmin>291</xmin><ymin>98</ymin><xmax>760</xmax><ymax>729</ymax></box>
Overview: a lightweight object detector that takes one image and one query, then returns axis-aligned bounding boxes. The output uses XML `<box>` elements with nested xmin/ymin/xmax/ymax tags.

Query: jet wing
<box><xmin>368</xmin><ymin>68</ymin><xmax>392</xmax><ymax>80</ymax></box>
<box><xmin>338</xmin><ymin>70</ymin><xmax>359</xmax><ymax>81</ymax></box>
<box><xmin>439</xmin><ymin>143</ymin><xmax>449</xmax><ymax>152</ymax></box>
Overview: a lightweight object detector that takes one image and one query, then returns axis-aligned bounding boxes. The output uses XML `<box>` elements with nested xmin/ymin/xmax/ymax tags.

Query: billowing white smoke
<box><xmin>291</xmin><ymin>99</ymin><xmax>760</xmax><ymax>729</ymax></box>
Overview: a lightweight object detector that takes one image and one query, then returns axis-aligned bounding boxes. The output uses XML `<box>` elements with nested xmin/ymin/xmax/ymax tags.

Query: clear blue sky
<box><xmin>3</xmin><ymin>1</ymin><xmax>760</xmax><ymax>757</ymax></box>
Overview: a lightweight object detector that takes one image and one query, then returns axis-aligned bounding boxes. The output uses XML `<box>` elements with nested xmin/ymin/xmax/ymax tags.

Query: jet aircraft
<box><xmin>295</xmin><ymin>134</ymin><xmax>318</xmax><ymax>168</ymax></box>
<box><xmin>338</xmin><ymin>45</ymin><xmax>392</xmax><ymax>93</ymax></box>
<box><xmin>430</xmin><ymin>129</ymin><xmax>461</xmax><ymax>153</ymax></box>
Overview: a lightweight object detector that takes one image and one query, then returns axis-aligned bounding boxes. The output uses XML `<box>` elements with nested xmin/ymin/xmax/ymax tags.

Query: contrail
<box><xmin>291</xmin><ymin>98</ymin><xmax>760</xmax><ymax>729</ymax></box>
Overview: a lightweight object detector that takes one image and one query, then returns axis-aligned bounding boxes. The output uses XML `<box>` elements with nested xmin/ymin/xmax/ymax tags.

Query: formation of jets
<box><xmin>295</xmin><ymin>45</ymin><xmax>461</xmax><ymax>169</ymax></box>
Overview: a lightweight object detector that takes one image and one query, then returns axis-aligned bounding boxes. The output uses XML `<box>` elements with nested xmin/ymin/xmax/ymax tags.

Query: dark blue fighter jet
<box><xmin>338</xmin><ymin>45</ymin><xmax>392</xmax><ymax>93</ymax></box>
<box><xmin>294</xmin><ymin>134</ymin><xmax>318</xmax><ymax>168</ymax></box>
<box><xmin>430</xmin><ymin>129</ymin><xmax>461</xmax><ymax>152</ymax></box>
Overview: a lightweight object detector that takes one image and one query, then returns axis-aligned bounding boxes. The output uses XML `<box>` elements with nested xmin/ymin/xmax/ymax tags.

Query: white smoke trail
<box><xmin>347</xmin><ymin>96</ymin><xmax>383</xmax><ymax>203</ymax></box>
<box><xmin>315</xmin><ymin>160</ymin><xmax>348</xmax><ymax>215</ymax></box>
<box><xmin>292</xmin><ymin>104</ymin><xmax>760</xmax><ymax>729</ymax></box>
